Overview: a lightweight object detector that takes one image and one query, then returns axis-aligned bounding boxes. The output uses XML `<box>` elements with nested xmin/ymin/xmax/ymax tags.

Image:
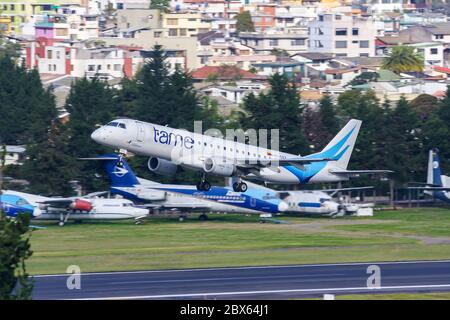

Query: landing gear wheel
<box><xmin>233</xmin><ymin>181</ymin><xmax>248</xmax><ymax>192</ymax></box>
<box><xmin>58</xmin><ymin>221</ymin><xmax>64</xmax><ymax>227</ymax></box>
<box><xmin>202</xmin><ymin>181</ymin><xmax>211</xmax><ymax>192</ymax></box>
<box><xmin>199</xmin><ymin>214</ymin><xmax>208</xmax><ymax>221</ymax></box>
<box><xmin>179</xmin><ymin>215</ymin><xmax>186</xmax><ymax>222</ymax></box>
<box><xmin>196</xmin><ymin>180</ymin><xmax>211</xmax><ymax>191</ymax></box>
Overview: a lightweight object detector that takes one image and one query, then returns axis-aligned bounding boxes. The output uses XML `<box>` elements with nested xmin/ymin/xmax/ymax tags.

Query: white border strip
<box><xmin>73</xmin><ymin>284</ymin><xmax>450</xmax><ymax>300</ymax></box>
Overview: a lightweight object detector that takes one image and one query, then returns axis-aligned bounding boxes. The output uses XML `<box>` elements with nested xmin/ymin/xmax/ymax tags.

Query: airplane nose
<box><xmin>91</xmin><ymin>128</ymin><xmax>102</xmax><ymax>142</ymax></box>
<box><xmin>278</xmin><ymin>201</ymin><xmax>289</xmax><ymax>212</ymax></box>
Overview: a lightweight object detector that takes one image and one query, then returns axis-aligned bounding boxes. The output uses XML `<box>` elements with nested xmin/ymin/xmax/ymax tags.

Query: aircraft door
<box><xmin>136</xmin><ymin>122</ymin><xmax>145</xmax><ymax>142</ymax></box>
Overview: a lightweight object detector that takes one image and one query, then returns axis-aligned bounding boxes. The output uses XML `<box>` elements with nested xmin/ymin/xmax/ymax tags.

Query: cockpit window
<box><xmin>319</xmin><ymin>198</ymin><xmax>330</xmax><ymax>203</ymax></box>
<box><xmin>16</xmin><ymin>198</ymin><xmax>29</xmax><ymax>206</ymax></box>
<box><xmin>118</xmin><ymin>123</ymin><xmax>126</xmax><ymax>129</ymax></box>
<box><xmin>107</xmin><ymin>122</ymin><xmax>119</xmax><ymax>127</ymax></box>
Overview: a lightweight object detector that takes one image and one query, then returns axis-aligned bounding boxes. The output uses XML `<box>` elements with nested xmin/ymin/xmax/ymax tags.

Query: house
<box><xmin>201</xmin><ymin>82</ymin><xmax>265</xmax><ymax>104</ymax></box>
<box><xmin>252</xmin><ymin>59</ymin><xmax>305</xmax><ymax>78</ymax></box>
<box><xmin>308</xmin><ymin>13</ymin><xmax>377</xmax><ymax>57</ymax></box>
<box><xmin>324</xmin><ymin>66</ymin><xmax>361</xmax><ymax>86</ymax></box>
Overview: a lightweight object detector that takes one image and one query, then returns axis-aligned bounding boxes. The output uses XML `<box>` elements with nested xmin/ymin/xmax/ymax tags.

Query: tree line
<box><xmin>2</xmin><ymin>45</ymin><xmax>450</xmax><ymax>195</ymax></box>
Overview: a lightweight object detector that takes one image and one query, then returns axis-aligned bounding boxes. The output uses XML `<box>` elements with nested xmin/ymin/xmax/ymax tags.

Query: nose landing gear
<box><xmin>232</xmin><ymin>181</ymin><xmax>248</xmax><ymax>192</ymax></box>
<box><xmin>196</xmin><ymin>175</ymin><xmax>211</xmax><ymax>192</ymax></box>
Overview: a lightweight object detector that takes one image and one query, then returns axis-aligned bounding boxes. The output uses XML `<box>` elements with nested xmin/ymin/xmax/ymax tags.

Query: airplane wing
<box><xmin>136</xmin><ymin>203</ymin><xmax>213</xmax><ymax>210</ymax></box>
<box><xmin>329</xmin><ymin>170</ymin><xmax>393</xmax><ymax>176</ymax></box>
<box><xmin>84</xmin><ymin>191</ymin><xmax>109</xmax><ymax>198</ymax></box>
<box><xmin>407</xmin><ymin>187</ymin><xmax>450</xmax><ymax>191</ymax></box>
<box><xmin>37</xmin><ymin>198</ymin><xmax>75</xmax><ymax>207</ymax></box>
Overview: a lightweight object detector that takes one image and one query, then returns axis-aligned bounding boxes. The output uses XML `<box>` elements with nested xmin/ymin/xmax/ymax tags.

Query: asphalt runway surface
<box><xmin>32</xmin><ymin>260</ymin><xmax>450</xmax><ymax>299</ymax></box>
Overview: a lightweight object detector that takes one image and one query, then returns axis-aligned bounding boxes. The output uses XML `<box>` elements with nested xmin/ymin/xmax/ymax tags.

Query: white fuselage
<box><xmin>281</xmin><ymin>191</ymin><xmax>340</xmax><ymax>216</ymax></box>
<box><xmin>91</xmin><ymin>119</ymin><xmax>343</xmax><ymax>184</ymax></box>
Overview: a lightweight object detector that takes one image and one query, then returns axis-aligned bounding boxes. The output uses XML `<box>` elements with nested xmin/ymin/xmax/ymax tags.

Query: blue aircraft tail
<box><xmin>95</xmin><ymin>154</ymin><xmax>140</xmax><ymax>187</ymax></box>
<box><xmin>427</xmin><ymin>148</ymin><xmax>443</xmax><ymax>186</ymax></box>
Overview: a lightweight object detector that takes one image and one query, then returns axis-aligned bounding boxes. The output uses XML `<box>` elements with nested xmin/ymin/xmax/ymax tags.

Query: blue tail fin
<box><xmin>427</xmin><ymin>148</ymin><xmax>442</xmax><ymax>186</ymax></box>
<box><xmin>98</xmin><ymin>154</ymin><xmax>140</xmax><ymax>187</ymax></box>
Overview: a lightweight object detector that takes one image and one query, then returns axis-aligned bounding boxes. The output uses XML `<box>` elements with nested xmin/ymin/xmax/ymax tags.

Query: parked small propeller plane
<box><xmin>0</xmin><ymin>190</ymin><xmax>149</xmax><ymax>226</ymax></box>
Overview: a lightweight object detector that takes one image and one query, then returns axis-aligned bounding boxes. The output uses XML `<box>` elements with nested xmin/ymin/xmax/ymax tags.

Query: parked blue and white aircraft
<box><xmin>279</xmin><ymin>186</ymin><xmax>374</xmax><ymax>217</ymax></box>
<box><xmin>83</xmin><ymin>154</ymin><xmax>289</xmax><ymax>219</ymax></box>
<box><xmin>409</xmin><ymin>148</ymin><xmax>450</xmax><ymax>203</ymax></box>
<box><xmin>0</xmin><ymin>190</ymin><xmax>149</xmax><ymax>226</ymax></box>
<box><xmin>91</xmin><ymin>118</ymin><xmax>390</xmax><ymax>192</ymax></box>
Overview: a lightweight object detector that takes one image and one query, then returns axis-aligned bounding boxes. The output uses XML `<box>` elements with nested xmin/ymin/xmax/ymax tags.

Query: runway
<box><xmin>32</xmin><ymin>260</ymin><xmax>450</xmax><ymax>299</ymax></box>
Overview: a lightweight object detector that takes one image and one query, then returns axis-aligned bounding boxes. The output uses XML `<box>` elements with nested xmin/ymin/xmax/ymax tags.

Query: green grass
<box><xmin>333</xmin><ymin>292</ymin><xmax>450</xmax><ymax>300</ymax></box>
<box><xmin>26</xmin><ymin>209</ymin><xmax>450</xmax><ymax>275</ymax></box>
<box><xmin>330</xmin><ymin>207</ymin><xmax>450</xmax><ymax>237</ymax></box>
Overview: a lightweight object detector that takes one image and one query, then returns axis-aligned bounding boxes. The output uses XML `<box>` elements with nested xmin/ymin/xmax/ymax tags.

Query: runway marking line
<box><xmin>72</xmin><ymin>284</ymin><xmax>450</xmax><ymax>300</ymax></box>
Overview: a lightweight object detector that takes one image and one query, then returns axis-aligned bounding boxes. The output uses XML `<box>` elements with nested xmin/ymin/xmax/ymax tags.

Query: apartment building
<box><xmin>239</xmin><ymin>30</ymin><xmax>308</xmax><ymax>55</ymax></box>
<box><xmin>309</xmin><ymin>13</ymin><xmax>376</xmax><ymax>57</ymax></box>
<box><xmin>34</xmin><ymin>13</ymin><xmax>99</xmax><ymax>41</ymax></box>
<box><xmin>0</xmin><ymin>0</ymin><xmax>85</xmax><ymax>34</ymax></box>
<box><xmin>162</xmin><ymin>12</ymin><xmax>212</xmax><ymax>37</ymax></box>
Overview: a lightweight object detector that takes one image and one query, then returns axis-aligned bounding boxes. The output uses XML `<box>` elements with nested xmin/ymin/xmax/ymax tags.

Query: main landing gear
<box><xmin>196</xmin><ymin>174</ymin><xmax>211</xmax><ymax>191</ymax></box>
<box><xmin>232</xmin><ymin>181</ymin><xmax>248</xmax><ymax>192</ymax></box>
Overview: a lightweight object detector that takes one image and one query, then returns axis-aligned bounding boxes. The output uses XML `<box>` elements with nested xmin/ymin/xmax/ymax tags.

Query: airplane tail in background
<box><xmin>309</xmin><ymin>119</ymin><xmax>362</xmax><ymax>169</ymax></box>
<box><xmin>82</xmin><ymin>154</ymin><xmax>140</xmax><ymax>187</ymax></box>
<box><xmin>427</xmin><ymin>148</ymin><xmax>443</xmax><ymax>187</ymax></box>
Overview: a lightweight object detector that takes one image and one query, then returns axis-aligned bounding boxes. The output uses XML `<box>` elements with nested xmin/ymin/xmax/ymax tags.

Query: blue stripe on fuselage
<box><xmin>112</xmin><ymin>185</ymin><xmax>281</xmax><ymax>214</ymax></box>
<box><xmin>298</xmin><ymin>202</ymin><xmax>321</xmax><ymax>208</ymax></box>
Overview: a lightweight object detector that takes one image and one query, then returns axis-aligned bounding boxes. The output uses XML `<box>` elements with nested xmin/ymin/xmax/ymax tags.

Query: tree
<box><xmin>64</xmin><ymin>77</ymin><xmax>121</xmax><ymax>192</ymax></box>
<box><xmin>0</xmin><ymin>210</ymin><xmax>34</xmax><ymax>300</ymax></box>
<box><xmin>240</xmin><ymin>73</ymin><xmax>309</xmax><ymax>154</ymax></box>
<box><xmin>378</xmin><ymin>97</ymin><xmax>422</xmax><ymax>183</ymax></box>
<box><xmin>318</xmin><ymin>94</ymin><xmax>340</xmax><ymax>146</ymax></box>
<box><xmin>381</xmin><ymin>45</ymin><xmax>424</xmax><ymax>74</ymax></box>
<box><xmin>20</xmin><ymin>123</ymin><xmax>77</xmax><ymax>196</ymax></box>
<box><xmin>235</xmin><ymin>11</ymin><xmax>255</xmax><ymax>33</ymax></box>
<box><xmin>337</xmin><ymin>90</ymin><xmax>385</xmax><ymax>170</ymax></box>
<box><xmin>150</xmin><ymin>0</ymin><xmax>170</xmax><ymax>12</ymax></box>
<box><xmin>0</xmin><ymin>55</ymin><xmax>56</xmax><ymax>145</ymax></box>
<box><xmin>409</xmin><ymin>94</ymin><xmax>438</xmax><ymax>120</ymax></box>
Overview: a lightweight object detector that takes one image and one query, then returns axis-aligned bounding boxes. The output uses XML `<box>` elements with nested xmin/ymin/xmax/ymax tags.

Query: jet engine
<box><xmin>203</xmin><ymin>157</ymin><xmax>236</xmax><ymax>177</ymax></box>
<box><xmin>148</xmin><ymin>157</ymin><xmax>178</xmax><ymax>176</ymax></box>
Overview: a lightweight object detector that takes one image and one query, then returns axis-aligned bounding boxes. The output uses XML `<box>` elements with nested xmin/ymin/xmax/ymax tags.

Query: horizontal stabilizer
<box><xmin>320</xmin><ymin>186</ymin><xmax>374</xmax><ymax>193</ymax></box>
<box><xmin>330</xmin><ymin>170</ymin><xmax>393</xmax><ymax>175</ymax></box>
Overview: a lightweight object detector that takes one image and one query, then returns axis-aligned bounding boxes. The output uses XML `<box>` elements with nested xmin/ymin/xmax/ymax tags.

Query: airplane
<box><xmin>277</xmin><ymin>186</ymin><xmax>374</xmax><ymax>218</ymax></box>
<box><xmin>408</xmin><ymin>148</ymin><xmax>450</xmax><ymax>204</ymax></box>
<box><xmin>81</xmin><ymin>154</ymin><xmax>289</xmax><ymax>220</ymax></box>
<box><xmin>0</xmin><ymin>190</ymin><xmax>149</xmax><ymax>226</ymax></box>
<box><xmin>90</xmin><ymin>118</ymin><xmax>390</xmax><ymax>193</ymax></box>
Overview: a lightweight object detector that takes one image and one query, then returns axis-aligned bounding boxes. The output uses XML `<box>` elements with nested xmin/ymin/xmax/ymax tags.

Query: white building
<box><xmin>309</xmin><ymin>13</ymin><xmax>377</xmax><ymax>57</ymax></box>
<box><xmin>4</xmin><ymin>146</ymin><xmax>26</xmax><ymax>166</ymax></box>
<box><xmin>239</xmin><ymin>30</ymin><xmax>309</xmax><ymax>55</ymax></box>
